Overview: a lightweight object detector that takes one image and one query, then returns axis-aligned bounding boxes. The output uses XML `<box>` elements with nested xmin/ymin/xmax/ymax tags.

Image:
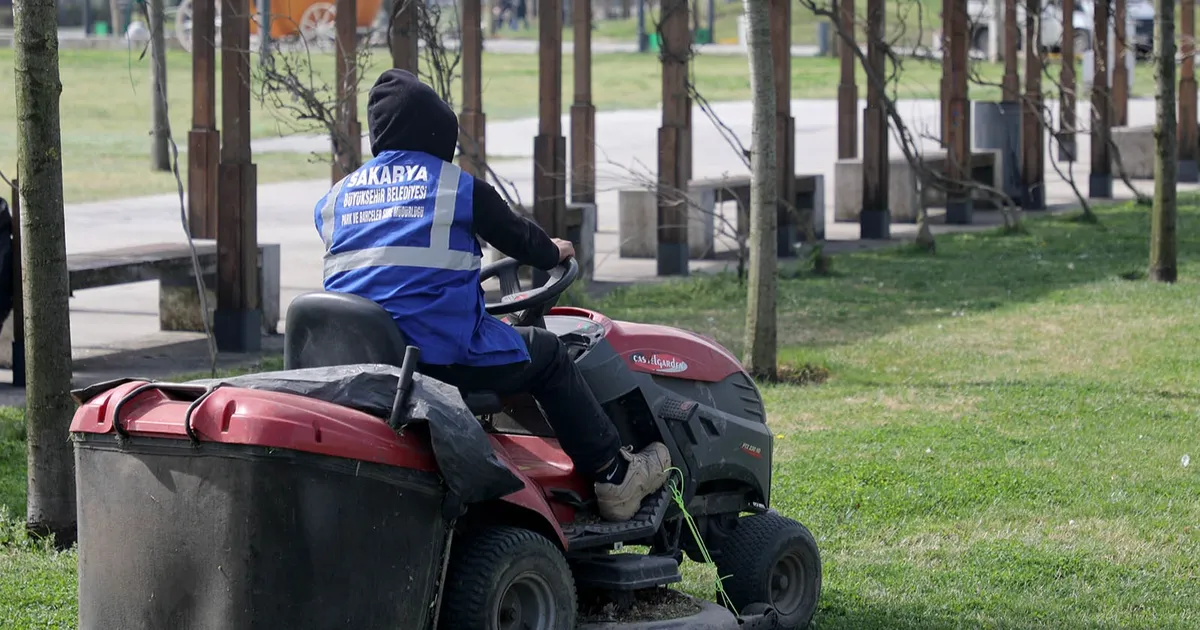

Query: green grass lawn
<box><xmin>3</xmin><ymin>199</ymin><xmax>1200</xmax><ymax>627</ymax></box>
<box><xmin>0</xmin><ymin>45</ymin><xmax>1163</xmax><ymax>204</ymax></box>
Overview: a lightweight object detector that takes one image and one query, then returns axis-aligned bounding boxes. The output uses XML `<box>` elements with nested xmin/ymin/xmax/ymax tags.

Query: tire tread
<box><xmin>438</xmin><ymin>526</ymin><xmax>577</xmax><ymax>630</ymax></box>
<box><xmin>713</xmin><ymin>513</ymin><xmax>821</xmax><ymax>629</ymax></box>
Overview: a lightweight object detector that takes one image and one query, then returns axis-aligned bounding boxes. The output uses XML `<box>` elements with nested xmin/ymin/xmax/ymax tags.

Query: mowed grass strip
<box><xmin>2</xmin><ymin>201</ymin><xmax>1199</xmax><ymax>627</ymax></box>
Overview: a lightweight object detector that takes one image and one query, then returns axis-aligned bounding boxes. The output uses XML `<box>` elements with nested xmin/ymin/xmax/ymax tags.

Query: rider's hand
<box><xmin>552</xmin><ymin>238</ymin><xmax>575</xmax><ymax>262</ymax></box>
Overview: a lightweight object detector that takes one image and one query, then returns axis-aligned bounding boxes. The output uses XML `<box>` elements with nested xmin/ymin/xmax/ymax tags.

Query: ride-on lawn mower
<box><xmin>68</xmin><ymin>256</ymin><xmax>822</xmax><ymax>630</ymax></box>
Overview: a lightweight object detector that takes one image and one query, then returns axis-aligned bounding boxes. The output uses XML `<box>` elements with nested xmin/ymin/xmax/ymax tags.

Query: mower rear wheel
<box><xmin>439</xmin><ymin>526</ymin><xmax>577</xmax><ymax>630</ymax></box>
<box><xmin>714</xmin><ymin>513</ymin><xmax>821</xmax><ymax>629</ymax></box>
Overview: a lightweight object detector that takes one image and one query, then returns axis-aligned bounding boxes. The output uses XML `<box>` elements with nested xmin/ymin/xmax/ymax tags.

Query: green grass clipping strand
<box><xmin>665</xmin><ymin>467</ymin><xmax>736</xmax><ymax>611</ymax></box>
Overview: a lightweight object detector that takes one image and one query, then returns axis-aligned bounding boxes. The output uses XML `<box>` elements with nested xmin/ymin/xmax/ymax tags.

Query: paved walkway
<box><xmin>0</xmin><ymin>97</ymin><xmax>1183</xmax><ymax>400</ymax></box>
<box><xmin>0</xmin><ymin>27</ymin><xmax>818</xmax><ymax>56</ymax></box>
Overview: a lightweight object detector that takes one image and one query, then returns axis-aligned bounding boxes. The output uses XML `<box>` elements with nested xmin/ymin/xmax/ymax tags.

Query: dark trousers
<box><xmin>419</xmin><ymin>326</ymin><xmax>621</xmax><ymax>479</ymax></box>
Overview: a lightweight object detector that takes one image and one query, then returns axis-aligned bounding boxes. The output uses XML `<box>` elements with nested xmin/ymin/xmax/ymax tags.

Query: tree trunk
<box><xmin>1150</xmin><ymin>0</ymin><xmax>1178</xmax><ymax>282</ymax></box>
<box><xmin>109</xmin><ymin>0</ymin><xmax>123</xmax><ymax>35</ymax></box>
<box><xmin>149</xmin><ymin>0</ymin><xmax>171</xmax><ymax>171</ymax></box>
<box><xmin>14</xmin><ymin>0</ymin><xmax>78</xmax><ymax>546</ymax></box>
<box><xmin>741</xmin><ymin>0</ymin><xmax>777</xmax><ymax>380</ymax></box>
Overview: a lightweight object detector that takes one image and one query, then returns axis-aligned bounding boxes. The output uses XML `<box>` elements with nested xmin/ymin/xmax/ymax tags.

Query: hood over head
<box><xmin>367</xmin><ymin>69</ymin><xmax>459</xmax><ymax>162</ymax></box>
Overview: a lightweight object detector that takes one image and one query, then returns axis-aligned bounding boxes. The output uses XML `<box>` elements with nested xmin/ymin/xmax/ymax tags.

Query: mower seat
<box><xmin>284</xmin><ymin>291</ymin><xmax>504</xmax><ymax>416</ymax></box>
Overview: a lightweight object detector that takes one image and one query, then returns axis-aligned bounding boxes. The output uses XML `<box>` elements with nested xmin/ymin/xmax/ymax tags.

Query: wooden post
<box><xmin>1021</xmin><ymin>0</ymin><xmax>1045</xmax><ymax>209</ymax></box>
<box><xmin>216</xmin><ymin>0</ymin><xmax>260</xmax><ymax>352</ymax></box>
<box><xmin>1112</xmin><ymin>0</ymin><xmax>1128</xmax><ymax>126</ymax></box>
<box><xmin>1002</xmin><ymin>0</ymin><xmax>1019</xmax><ymax>101</ymax></box>
<box><xmin>945</xmin><ymin>0</ymin><xmax>973</xmax><ymax>223</ymax></box>
<box><xmin>1180</xmin><ymin>0</ymin><xmax>1198</xmax><ymax>181</ymax></box>
<box><xmin>332</xmin><ymin>0</ymin><xmax>361</xmax><ymax>182</ymax></box>
<box><xmin>772</xmin><ymin>0</ymin><xmax>797</xmax><ymax>253</ymax></box>
<box><xmin>657</xmin><ymin>0</ymin><xmax>690</xmax><ymax>274</ymax></box>
<box><xmin>1059</xmin><ymin>0</ymin><xmax>1077</xmax><ymax>161</ymax></box>
<box><xmin>8</xmin><ymin>178</ymin><xmax>23</xmax><ymax>387</ymax></box>
<box><xmin>534</xmin><ymin>0</ymin><xmax>567</xmax><ymax>238</ymax></box>
<box><xmin>861</xmin><ymin>0</ymin><xmax>889</xmax><ymax>239</ymax></box>
<box><xmin>187</xmin><ymin>0</ymin><xmax>219</xmax><ymax>239</ymax></box>
<box><xmin>461</xmin><ymin>0</ymin><xmax>487</xmax><ymax>177</ymax></box>
<box><xmin>1090</xmin><ymin>0</ymin><xmax>1112</xmax><ymax>198</ymax></box>
<box><xmin>837</xmin><ymin>0</ymin><xmax>858</xmax><ymax>159</ymax></box>
<box><xmin>391</xmin><ymin>0</ymin><xmax>420</xmax><ymax>72</ymax></box>
<box><xmin>570</xmin><ymin>0</ymin><xmax>595</xmax><ymax>204</ymax></box>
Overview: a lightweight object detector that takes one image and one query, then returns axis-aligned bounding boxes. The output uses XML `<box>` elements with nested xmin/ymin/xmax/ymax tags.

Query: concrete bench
<box><xmin>1110</xmin><ymin>125</ymin><xmax>1155</xmax><ymax>180</ymax></box>
<box><xmin>834</xmin><ymin>149</ymin><xmax>1004</xmax><ymax>223</ymax></box>
<box><xmin>618</xmin><ymin>173</ymin><xmax>825</xmax><ymax>259</ymax></box>
<box><xmin>0</xmin><ymin>240</ymin><xmax>281</xmax><ymax>370</ymax></box>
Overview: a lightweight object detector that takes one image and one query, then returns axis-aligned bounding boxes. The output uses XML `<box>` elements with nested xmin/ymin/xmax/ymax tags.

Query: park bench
<box><xmin>1107</xmin><ymin>125</ymin><xmax>1197</xmax><ymax>181</ymax></box>
<box><xmin>617</xmin><ymin>173</ymin><xmax>826</xmax><ymax>259</ymax></box>
<box><xmin>70</xmin><ymin>240</ymin><xmax>282</xmax><ymax>332</ymax></box>
<box><xmin>833</xmin><ymin>149</ymin><xmax>1004</xmax><ymax>223</ymax></box>
<box><xmin>0</xmin><ymin>240</ymin><xmax>281</xmax><ymax>379</ymax></box>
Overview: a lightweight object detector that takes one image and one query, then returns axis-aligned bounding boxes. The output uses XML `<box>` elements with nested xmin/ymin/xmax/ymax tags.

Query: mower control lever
<box><xmin>388</xmin><ymin>345</ymin><xmax>421</xmax><ymax>428</ymax></box>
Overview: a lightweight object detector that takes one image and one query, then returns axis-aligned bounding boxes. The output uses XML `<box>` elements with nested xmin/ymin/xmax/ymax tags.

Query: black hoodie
<box><xmin>366</xmin><ymin>69</ymin><xmax>559</xmax><ymax>271</ymax></box>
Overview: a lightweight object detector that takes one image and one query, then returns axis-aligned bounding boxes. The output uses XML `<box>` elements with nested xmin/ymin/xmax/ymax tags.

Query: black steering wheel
<box><xmin>480</xmin><ymin>256</ymin><xmax>579</xmax><ymax>326</ymax></box>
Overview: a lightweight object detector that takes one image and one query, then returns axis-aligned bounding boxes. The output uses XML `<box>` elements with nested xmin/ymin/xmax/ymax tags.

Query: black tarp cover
<box><xmin>182</xmin><ymin>364</ymin><xmax>524</xmax><ymax>515</ymax></box>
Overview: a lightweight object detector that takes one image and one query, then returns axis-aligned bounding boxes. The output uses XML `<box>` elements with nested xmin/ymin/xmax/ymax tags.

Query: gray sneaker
<box><xmin>595</xmin><ymin>443</ymin><xmax>672</xmax><ymax>522</ymax></box>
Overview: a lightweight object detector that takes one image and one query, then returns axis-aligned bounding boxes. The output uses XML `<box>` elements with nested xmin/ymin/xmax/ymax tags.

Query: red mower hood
<box><xmin>549</xmin><ymin>307</ymin><xmax>746</xmax><ymax>383</ymax></box>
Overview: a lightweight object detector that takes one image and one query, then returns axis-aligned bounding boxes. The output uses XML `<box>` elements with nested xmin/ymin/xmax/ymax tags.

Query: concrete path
<box><xmin>0</xmin><ymin>27</ymin><xmax>818</xmax><ymax>56</ymax></box>
<box><xmin>0</xmin><ymin>96</ymin><xmax>1184</xmax><ymax>402</ymax></box>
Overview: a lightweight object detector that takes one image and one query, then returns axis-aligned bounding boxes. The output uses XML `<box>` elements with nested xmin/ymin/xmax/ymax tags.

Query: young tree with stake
<box><xmin>741</xmin><ymin>0</ymin><xmax>777</xmax><ymax>380</ymax></box>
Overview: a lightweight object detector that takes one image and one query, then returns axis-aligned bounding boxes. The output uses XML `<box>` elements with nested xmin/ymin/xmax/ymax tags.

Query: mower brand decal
<box><xmin>740</xmin><ymin>443</ymin><xmax>763</xmax><ymax>459</ymax></box>
<box><xmin>630</xmin><ymin>352</ymin><xmax>689</xmax><ymax>374</ymax></box>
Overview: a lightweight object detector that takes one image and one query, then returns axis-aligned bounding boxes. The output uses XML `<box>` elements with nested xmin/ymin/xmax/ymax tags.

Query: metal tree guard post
<box><xmin>1113</xmin><ymin>0</ymin><xmax>1128</xmax><ymax>126</ymax></box>
<box><xmin>1089</xmin><ymin>0</ymin><xmax>1113</xmax><ymax>198</ymax></box>
<box><xmin>1179</xmin><ymin>0</ymin><xmax>1199</xmax><ymax>182</ymax></box>
<box><xmin>187</xmin><ymin>0</ymin><xmax>219</xmax><ymax>239</ymax></box>
<box><xmin>461</xmin><ymin>0</ymin><xmax>487</xmax><ymax>177</ymax></box>
<box><xmin>1021</xmin><ymin>0</ymin><xmax>1045</xmax><ymax>209</ymax></box>
<box><xmin>837</xmin><ymin>0</ymin><xmax>857</xmax><ymax>160</ymax></box>
<box><xmin>533</xmin><ymin>0</ymin><xmax>567</xmax><ymax>241</ymax></box>
<box><xmin>1059</xmin><ymin>0</ymin><xmax>1077</xmax><ymax>162</ymax></box>
<box><xmin>860</xmin><ymin>0</ymin><xmax>890</xmax><ymax>239</ymax></box>
<box><xmin>771</xmin><ymin>0</ymin><xmax>797</xmax><ymax>254</ymax></box>
<box><xmin>214</xmin><ymin>0</ymin><xmax>262</xmax><ymax>352</ymax></box>
<box><xmin>656</xmin><ymin>0</ymin><xmax>691</xmax><ymax>275</ymax></box>
<box><xmin>944</xmin><ymin>0</ymin><xmax>973</xmax><ymax>224</ymax></box>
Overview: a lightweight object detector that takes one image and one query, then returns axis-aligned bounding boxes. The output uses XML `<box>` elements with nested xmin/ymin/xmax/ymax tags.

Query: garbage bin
<box><xmin>71</xmin><ymin>380</ymin><xmax>449</xmax><ymax>630</ymax></box>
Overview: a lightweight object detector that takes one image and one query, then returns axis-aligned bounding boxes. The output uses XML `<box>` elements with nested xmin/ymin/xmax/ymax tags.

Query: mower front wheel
<box><xmin>714</xmin><ymin>513</ymin><xmax>821</xmax><ymax>629</ymax></box>
<box><xmin>439</xmin><ymin>526</ymin><xmax>577</xmax><ymax>630</ymax></box>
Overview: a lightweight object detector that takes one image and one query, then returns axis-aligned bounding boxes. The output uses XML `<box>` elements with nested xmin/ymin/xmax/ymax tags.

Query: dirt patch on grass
<box><xmin>579</xmin><ymin>587</ymin><xmax>703</xmax><ymax>624</ymax></box>
<box><xmin>774</xmin><ymin>363</ymin><xmax>831</xmax><ymax>386</ymax></box>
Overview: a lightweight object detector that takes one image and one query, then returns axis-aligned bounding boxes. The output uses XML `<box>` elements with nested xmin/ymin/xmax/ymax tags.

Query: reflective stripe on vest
<box><xmin>318</xmin><ymin>159</ymin><xmax>478</xmax><ymax>276</ymax></box>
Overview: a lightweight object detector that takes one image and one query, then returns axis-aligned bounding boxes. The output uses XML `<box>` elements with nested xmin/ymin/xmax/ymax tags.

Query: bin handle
<box><xmin>111</xmin><ymin>383</ymin><xmax>214</xmax><ymax>439</ymax></box>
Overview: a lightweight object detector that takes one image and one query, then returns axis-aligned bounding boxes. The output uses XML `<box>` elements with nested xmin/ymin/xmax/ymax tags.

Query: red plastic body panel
<box><xmin>550</xmin><ymin>306</ymin><xmax>746</xmax><ymax>383</ymax></box>
<box><xmin>69</xmin><ymin>381</ymin><xmax>578</xmax><ymax>548</ymax></box>
<box><xmin>490</xmin><ymin>434</ymin><xmax>590</xmax><ymax>524</ymax></box>
<box><xmin>70</xmin><ymin>381</ymin><xmax>438</xmax><ymax>472</ymax></box>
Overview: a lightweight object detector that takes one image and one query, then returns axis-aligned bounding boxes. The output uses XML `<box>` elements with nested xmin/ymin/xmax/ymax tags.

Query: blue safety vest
<box><xmin>314</xmin><ymin>150</ymin><xmax>530</xmax><ymax>367</ymax></box>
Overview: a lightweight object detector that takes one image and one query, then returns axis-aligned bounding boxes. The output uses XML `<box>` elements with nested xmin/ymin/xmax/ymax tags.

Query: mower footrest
<box><xmin>563</xmin><ymin>484</ymin><xmax>673</xmax><ymax>551</ymax></box>
<box><xmin>570</xmin><ymin>553</ymin><xmax>682</xmax><ymax>591</ymax></box>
